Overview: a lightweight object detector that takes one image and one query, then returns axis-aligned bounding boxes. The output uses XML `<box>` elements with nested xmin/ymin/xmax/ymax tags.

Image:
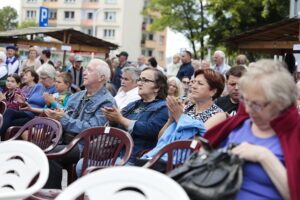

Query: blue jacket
<box><xmin>143</xmin><ymin>114</ymin><xmax>206</xmax><ymax>161</ymax></box>
<box><xmin>60</xmin><ymin>86</ymin><xmax>116</xmax><ymax>134</ymax></box>
<box><xmin>121</xmin><ymin>99</ymin><xmax>168</xmax><ymax>159</ymax></box>
<box><xmin>176</xmin><ymin>62</ymin><xmax>194</xmax><ymax>80</ymax></box>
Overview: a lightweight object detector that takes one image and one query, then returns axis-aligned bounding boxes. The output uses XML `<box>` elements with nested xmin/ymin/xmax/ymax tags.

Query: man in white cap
<box><xmin>67</xmin><ymin>54</ymin><xmax>85</xmax><ymax>93</ymax></box>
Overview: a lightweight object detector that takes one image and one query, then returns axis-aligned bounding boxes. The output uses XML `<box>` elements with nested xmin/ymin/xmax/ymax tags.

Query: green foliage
<box><xmin>0</xmin><ymin>6</ymin><xmax>18</xmax><ymax>31</ymax></box>
<box><xmin>144</xmin><ymin>0</ymin><xmax>209</xmax><ymax>59</ymax></box>
<box><xmin>18</xmin><ymin>21</ymin><xmax>38</xmax><ymax>29</ymax></box>
<box><xmin>145</xmin><ymin>0</ymin><xmax>289</xmax><ymax>58</ymax></box>
<box><xmin>207</xmin><ymin>0</ymin><xmax>289</xmax><ymax>52</ymax></box>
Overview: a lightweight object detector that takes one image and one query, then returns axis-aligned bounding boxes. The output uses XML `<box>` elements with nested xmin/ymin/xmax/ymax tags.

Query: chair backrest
<box><xmin>0</xmin><ymin>101</ymin><xmax>6</xmax><ymax>115</ymax></box>
<box><xmin>76</xmin><ymin>127</ymin><xmax>133</xmax><ymax>176</ymax></box>
<box><xmin>143</xmin><ymin>140</ymin><xmax>201</xmax><ymax>172</ymax></box>
<box><xmin>10</xmin><ymin>117</ymin><xmax>63</xmax><ymax>153</ymax></box>
<box><xmin>0</xmin><ymin>140</ymin><xmax>49</xmax><ymax>200</ymax></box>
<box><xmin>55</xmin><ymin>166</ymin><xmax>189</xmax><ymax>200</ymax></box>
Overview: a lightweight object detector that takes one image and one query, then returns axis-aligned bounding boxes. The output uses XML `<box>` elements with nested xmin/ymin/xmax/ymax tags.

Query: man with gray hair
<box><xmin>46</xmin><ymin>58</ymin><xmax>116</xmax><ymax>141</ymax></box>
<box><xmin>44</xmin><ymin>59</ymin><xmax>116</xmax><ymax>188</ymax></box>
<box><xmin>212</xmin><ymin>50</ymin><xmax>231</xmax><ymax>76</ymax></box>
<box><xmin>114</xmin><ymin>66</ymin><xmax>141</xmax><ymax>109</ymax></box>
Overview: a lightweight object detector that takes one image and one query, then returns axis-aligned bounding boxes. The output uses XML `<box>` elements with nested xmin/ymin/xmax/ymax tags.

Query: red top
<box><xmin>2</xmin><ymin>88</ymin><xmax>23</xmax><ymax>110</ymax></box>
<box><xmin>203</xmin><ymin>104</ymin><xmax>300</xmax><ymax>200</ymax></box>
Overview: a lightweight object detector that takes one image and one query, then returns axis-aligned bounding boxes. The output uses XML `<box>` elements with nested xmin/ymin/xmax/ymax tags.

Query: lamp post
<box><xmin>92</xmin><ymin>8</ymin><xmax>101</xmax><ymax>37</ymax></box>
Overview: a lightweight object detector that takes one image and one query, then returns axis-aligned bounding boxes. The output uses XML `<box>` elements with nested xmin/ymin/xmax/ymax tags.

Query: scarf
<box><xmin>203</xmin><ymin>104</ymin><xmax>300</xmax><ymax>200</ymax></box>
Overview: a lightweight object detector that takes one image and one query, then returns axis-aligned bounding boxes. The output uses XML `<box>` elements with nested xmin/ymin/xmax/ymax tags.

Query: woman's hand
<box><xmin>232</xmin><ymin>142</ymin><xmax>270</xmax><ymax>163</ymax></box>
<box><xmin>43</xmin><ymin>92</ymin><xmax>55</xmax><ymax>105</ymax></box>
<box><xmin>166</xmin><ymin>96</ymin><xmax>184</xmax><ymax>122</ymax></box>
<box><xmin>19</xmin><ymin>102</ymin><xmax>32</xmax><ymax>111</ymax></box>
<box><xmin>45</xmin><ymin>108</ymin><xmax>65</xmax><ymax>121</ymax></box>
<box><xmin>15</xmin><ymin>94</ymin><xmax>26</xmax><ymax>104</ymax></box>
<box><xmin>102</xmin><ymin>106</ymin><xmax>123</xmax><ymax>124</ymax></box>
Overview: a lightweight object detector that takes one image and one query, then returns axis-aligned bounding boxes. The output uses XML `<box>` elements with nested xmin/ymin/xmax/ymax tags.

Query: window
<box><xmin>104</xmin><ymin>12</ymin><xmax>116</xmax><ymax>21</ymax></box>
<box><xmin>89</xmin><ymin>0</ymin><xmax>98</xmax><ymax>2</ymax></box>
<box><xmin>142</xmin><ymin>48</ymin><xmax>154</xmax><ymax>57</ymax></box>
<box><xmin>65</xmin><ymin>0</ymin><xmax>75</xmax><ymax>3</ymax></box>
<box><xmin>64</xmin><ymin>11</ymin><xmax>75</xmax><ymax>20</ymax></box>
<box><xmin>49</xmin><ymin>10</ymin><xmax>57</xmax><ymax>19</ymax></box>
<box><xmin>27</xmin><ymin>0</ymin><xmax>37</xmax><ymax>3</ymax></box>
<box><xmin>44</xmin><ymin>0</ymin><xmax>57</xmax><ymax>2</ymax></box>
<box><xmin>87</xmin><ymin>12</ymin><xmax>93</xmax><ymax>19</ymax></box>
<box><xmin>159</xmin><ymin>51</ymin><xmax>164</xmax><ymax>60</ymax></box>
<box><xmin>104</xmin><ymin>29</ymin><xmax>115</xmax><ymax>38</ymax></box>
<box><xmin>87</xmin><ymin>29</ymin><xmax>93</xmax><ymax>35</ymax></box>
<box><xmin>148</xmin><ymin>33</ymin><xmax>155</xmax><ymax>41</ymax></box>
<box><xmin>26</xmin><ymin>10</ymin><xmax>36</xmax><ymax>19</ymax></box>
<box><xmin>105</xmin><ymin>0</ymin><xmax>116</xmax><ymax>4</ymax></box>
<box><xmin>159</xmin><ymin>36</ymin><xmax>165</xmax><ymax>44</ymax></box>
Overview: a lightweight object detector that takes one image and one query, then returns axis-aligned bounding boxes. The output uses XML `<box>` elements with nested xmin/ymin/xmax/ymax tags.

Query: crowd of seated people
<box><xmin>0</xmin><ymin>46</ymin><xmax>299</xmax><ymax>200</ymax></box>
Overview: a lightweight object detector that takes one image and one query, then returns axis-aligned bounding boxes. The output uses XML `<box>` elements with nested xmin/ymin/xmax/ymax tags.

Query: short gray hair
<box><xmin>37</xmin><ymin>63</ymin><xmax>57</xmax><ymax>79</ymax></box>
<box><xmin>214</xmin><ymin>50</ymin><xmax>225</xmax><ymax>59</ymax></box>
<box><xmin>89</xmin><ymin>59</ymin><xmax>111</xmax><ymax>82</ymax></box>
<box><xmin>121</xmin><ymin>66</ymin><xmax>141</xmax><ymax>82</ymax></box>
<box><xmin>168</xmin><ymin>76</ymin><xmax>184</xmax><ymax>97</ymax></box>
<box><xmin>239</xmin><ymin>59</ymin><xmax>297</xmax><ymax>111</ymax></box>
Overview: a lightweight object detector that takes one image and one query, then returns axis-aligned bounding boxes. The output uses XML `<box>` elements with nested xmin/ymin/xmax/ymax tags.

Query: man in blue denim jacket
<box><xmin>44</xmin><ymin>59</ymin><xmax>116</xmax><ymax>188</ymax></box>
<box><xmin>46</xmin><ymin>59</ymin><xmax>116</xmax><ymax>139</ymax></box>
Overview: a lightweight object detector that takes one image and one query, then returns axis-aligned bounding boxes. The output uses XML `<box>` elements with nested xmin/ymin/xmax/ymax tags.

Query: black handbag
<box><xmin>167</xmin><ymin>143</ymin><xmax>244</xmax><ymax>200</ymax></box>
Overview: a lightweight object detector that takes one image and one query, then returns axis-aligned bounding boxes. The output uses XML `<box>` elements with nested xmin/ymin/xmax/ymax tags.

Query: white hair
<box><xmin>122</xmin><ymin>66</ymin><xmax>141</xmax><ymax>82</ymax></box>
<box><xmin>214</xmin><ymin>50</ymin><xmax>225</xmax><ymax>59</ymax></box>
<box><xmin>239</xmin><ymin>59</ymin><xmax>297</xmax><ymax>111</ymax></box>
<box><xmin>37</xmin><ymin>63</ymin><xmax>57</xmax><ymax>79</ymax></box>
<box><xmin>168</xmin><ymin>76</ymin><xmax>184</xmax><ymax>97</ymax></box>
<box><xmin>90</xmin><ymin>59</ymin><xmax>111</xmax><ymax>82</ymax></box>
<box><xmin>0</xmin><ymin>51</ymin><xmax>6</xmax><ymax>62</ymax></box>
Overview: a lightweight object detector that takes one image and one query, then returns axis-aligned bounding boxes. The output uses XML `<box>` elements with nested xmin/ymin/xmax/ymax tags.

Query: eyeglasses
<box><xmin>182</xmin><ymin>81</ymin><xmax>190</xmax><ymax>84</ymax></box>
<box><xmin>137</xmin><ymin>77</ymin><xmax>155</xmax><ymax>83</ymax></box>
<box><xmin>239</xmin><ymin>96</ymin><xmax>270</xmax><ymax>112</ymax></box>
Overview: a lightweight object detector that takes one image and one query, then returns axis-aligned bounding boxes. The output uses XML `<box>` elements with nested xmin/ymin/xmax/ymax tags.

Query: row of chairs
<box><xmin>0</xmin><ymin>140</ymin><xmax>190</xmax><ymax>200</ymax></box>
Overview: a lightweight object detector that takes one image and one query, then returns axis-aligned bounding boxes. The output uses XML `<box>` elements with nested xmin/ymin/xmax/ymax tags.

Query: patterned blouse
<box><xmin>184</xmin><ymin>103</ymin><xmax>224</xmax><ymax>123</ymax></box>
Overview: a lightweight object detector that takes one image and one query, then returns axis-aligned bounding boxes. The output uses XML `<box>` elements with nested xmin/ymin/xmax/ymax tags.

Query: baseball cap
<box><xmin>116</xmin><ymin>51</ymin><xmax>129</xmax><ymax>58</ymax></box>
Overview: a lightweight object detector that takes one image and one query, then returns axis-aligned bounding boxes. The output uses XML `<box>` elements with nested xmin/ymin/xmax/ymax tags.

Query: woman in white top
<box><xmin>20</xmin><ymin>47</ymin><xmax>41</xmax><ymax>74</ymax></box>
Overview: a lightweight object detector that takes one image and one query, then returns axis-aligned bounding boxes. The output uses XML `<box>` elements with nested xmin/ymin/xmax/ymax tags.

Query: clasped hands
<box><xmin>166</xmin><ymin>96</ymin><xmax>184</xmax><ymax>123</ymax></box>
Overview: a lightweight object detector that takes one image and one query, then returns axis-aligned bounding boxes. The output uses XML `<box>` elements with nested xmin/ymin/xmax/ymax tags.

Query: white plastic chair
<box><xmin>55</xmin><ymin>166</ymin><xmax>190</xmax><ymax>200</ymax></box>
<box><xmin>0</xmin><ymin>140</ymin><xmax>49</xmax><ymax>200</ymax></box>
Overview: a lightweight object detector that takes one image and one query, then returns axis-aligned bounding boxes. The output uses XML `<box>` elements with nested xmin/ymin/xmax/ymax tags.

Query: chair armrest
<box><xmin>136</xmin><ymin>148</ymin><xmax>152</xmax><ymax>158</ymax></box>
<box><xmin>46</xmin><ymin>133</ymin><xmax>82</xmax><ymax>160</ymax></box>
<box><xmin>5</xmin><ymin>126</ymin><xmax>22</xmax><ymax>140</ymax></box>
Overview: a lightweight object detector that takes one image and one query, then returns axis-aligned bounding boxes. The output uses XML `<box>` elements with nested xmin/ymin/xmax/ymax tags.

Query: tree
<box><xmin>144</xmin><ymin>0</ymin><xmax>209</xmax><ymax>59</ymax></box>
<box><xmin>18</xmin><ymin>21</ymin><xmax>38</xmax><ymax>29</ymax></box>
<box><xmin>207</xmin><ymin>0</ymin><xmax>289</xmax><ymax>52</ymax></box>
<box><xmin>0</xmin><ymin>6</ymin><xmax>18</xmax><ymax>31</ymax></box>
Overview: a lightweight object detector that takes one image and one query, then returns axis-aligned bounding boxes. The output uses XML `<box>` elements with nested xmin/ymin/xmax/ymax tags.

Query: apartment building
<box><xmin>20</xmin><ymin>0</ymin><xmax>167</xmax><ymax>67</ymax></box>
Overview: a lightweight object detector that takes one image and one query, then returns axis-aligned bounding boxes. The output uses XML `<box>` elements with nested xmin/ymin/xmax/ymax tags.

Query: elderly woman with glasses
<box><xmin>102</xmin><ymin>67</ymin><xmax>168</xmax><ymax>164</ymax></box>
<box><xmin>204</xmin><ymin>60</ymin><xmax>300</xmax><ymax>200</ymax></box>
<box><xmin>0</xmin><ymin>63</ymin><xmax>56</xmax><ymax>140</ymax></box>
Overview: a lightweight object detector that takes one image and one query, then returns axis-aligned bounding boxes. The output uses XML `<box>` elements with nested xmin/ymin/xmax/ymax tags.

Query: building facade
<box><xmin>20</xmin><ymin>0</ymin><xmax>167</xmax><ymax>67</ymax></box>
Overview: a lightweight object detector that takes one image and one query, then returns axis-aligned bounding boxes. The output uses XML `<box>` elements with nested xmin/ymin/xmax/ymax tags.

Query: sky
<box><xmin>0</xmin><ymin>0</ymin><xmax>190</xmax><ymax>59</ymax></box>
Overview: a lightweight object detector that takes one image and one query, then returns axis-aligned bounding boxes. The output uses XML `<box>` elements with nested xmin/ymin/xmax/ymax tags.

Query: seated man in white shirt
<box><xmin>114</xmin><ymin>66</ymin><xmax>141</xmax><ymax>110</ymax></box>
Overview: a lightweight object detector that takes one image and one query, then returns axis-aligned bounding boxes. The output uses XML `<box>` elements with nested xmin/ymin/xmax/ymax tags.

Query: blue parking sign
<box><xmin>39</xmin><ymin>7</ymin><xmax>49</xmax><ymax>27</ymax></box>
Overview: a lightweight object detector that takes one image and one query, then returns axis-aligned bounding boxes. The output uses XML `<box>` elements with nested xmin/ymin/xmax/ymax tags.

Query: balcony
<box><xmin>82</xmin><ymin>2</ymin><xmax>100</xmax><ymax>9</ymax></box>
<box><xmin>42</xmin><ymin>2</ymin><xmax>58</xmax><ymax>8</ymax></box>
<box><xmin>81</xmin><ymin>19</ymin><xmax>94</xmax><ymax>26</ymax></box>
